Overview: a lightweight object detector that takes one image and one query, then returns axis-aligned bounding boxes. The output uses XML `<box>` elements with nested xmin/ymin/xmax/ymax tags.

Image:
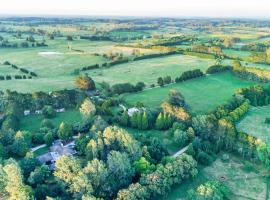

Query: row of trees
<box><xmin>175</xmin><ymin>69</ymin><xmax>204</xmax><ymax>82</ymax></box>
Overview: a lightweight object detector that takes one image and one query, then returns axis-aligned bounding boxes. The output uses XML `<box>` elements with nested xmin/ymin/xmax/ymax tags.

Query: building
<box><xmin>24</xmin><ymin>110</ymin><xmax>30</xmax><ymax>116</ymax></box>
<box><xmin>37</xmin><ymin>140</ymin><xmax>77</xmax><ymax>170</ymax></box>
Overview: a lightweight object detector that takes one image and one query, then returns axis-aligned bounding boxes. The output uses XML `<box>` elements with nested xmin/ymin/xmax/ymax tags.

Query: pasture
<box><xmin>87</xmin><ymin>54</ymin><xmax>215</xmax><ymax>86</ymax></box>
<box><xmin>166</xmin><ymin>154</ymin><xmax>270</xmax><ymax>200</ymax></box>
<box><xmin>20</xmin><ymin>109</ymin><xmax>82</xmax><ymax>132</ymax></box>
<box><xmin>124</xmin><ymin>72</ymin><xmax>256</xmax><ymax>114</ymax></box>
<box><xmin>237</xmin><ymin>106</ymin><xmax>270</xmax><ymax>144</ymax></box>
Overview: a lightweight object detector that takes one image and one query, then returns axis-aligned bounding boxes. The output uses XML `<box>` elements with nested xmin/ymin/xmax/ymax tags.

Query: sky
<box><xmin>0</xmin><ymin>0</ymin><xmax>270</xmax><ymax>18</ymax></box>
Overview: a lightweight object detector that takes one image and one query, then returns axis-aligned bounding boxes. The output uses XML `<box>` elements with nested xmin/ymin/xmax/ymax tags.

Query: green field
<box><xmin>20</xmin><ymin>109</ymin><xmax>82</xmax><ymax>132</ymax></box>
<box><xmin>88</xmin><ymin>54</ymin><xmax>215</xmax><ymax>86</ymax></box>
<box><xmin>237</xmin><ymin>106</ymin><xmax>270</xmax><ymax>144</ymax></box>
<box><xmin>166</xmin><ymin>154</ymin><xmax>269</xmax><ymax>200</ymax></box>
<box><xmin>124</xmin><ymin>72</ymin><xmax>256</xmax><ymax>114</ymax></box>
<box><xmin>0</xmin><ymin>39</ymin><xmax>111</xmax><ymax>92</ymax></box>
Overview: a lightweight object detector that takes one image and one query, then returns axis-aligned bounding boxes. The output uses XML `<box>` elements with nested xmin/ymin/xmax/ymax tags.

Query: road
<box><xmin>172</xmin><ymin>145</ymin><xmax>189</xmax><ymax>158</ymax></box>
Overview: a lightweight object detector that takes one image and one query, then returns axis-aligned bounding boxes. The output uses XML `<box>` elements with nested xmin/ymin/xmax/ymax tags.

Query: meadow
<box><xmin>166</xmin><ymin>154</ymin><xmax>270</xmax><ymax>200</ymax></box>
<box><xmin>124</xmin><ymin>72</ymin><xmax>256</xmax><ymax>114</ymax></box>
<box><xmin>237</xmin><ymin>106</ymin><xmax>270</xmax><ymax>144</ymax></box>
<box><xmin>20</xmin><ymin>109</ymin><xmax>82</xmax><ymax>132</ymax></box>
<box><xmin>88</xmin><ymin>54</ymin><xmax>215</xmax><ymax>86</ymax></box>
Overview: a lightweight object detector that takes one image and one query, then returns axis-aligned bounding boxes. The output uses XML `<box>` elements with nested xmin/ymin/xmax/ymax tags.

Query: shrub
<box><xmin>6</xmin><ymin>75</ymin><xmax>11</xmax><ymax>80</ymax></box>
<box><xmin>265</xmin><ymin>117</ymin><xmax>270</xmax><ymax>124</ymax></box>
<box><xmin>3</xmin><ymin>61</ymin><xmax>10</xmax><ymax>65</ymax></box>
<box><xmin>42</xmin><ymin>105</ymin><xmax>56</xmax><ymax>119</ymax></box>
<box><xmin>197</xmin><ymin>151</ymin><xmax>213</xmax><ymax>165</ymax></box>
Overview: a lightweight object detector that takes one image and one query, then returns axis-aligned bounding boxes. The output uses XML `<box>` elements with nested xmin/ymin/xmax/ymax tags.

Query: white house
<box><xmin>55</xmin><ymin>108</ymin><xmax>65</xmax><ymax>113</ymax></box>
<box><xmin>127</xmin><ymin>107</ymin><xmax>140</xmax><ymax>116</ymax></box>
<box><xmin>24</xmin><ymin>110</ymin><xmax>30</xmax><ymax>116</ymax></box>
<box><xmin>35</xmin><ymin>110</ymin><xmax>42</xmax><ymax>114</ymax></box>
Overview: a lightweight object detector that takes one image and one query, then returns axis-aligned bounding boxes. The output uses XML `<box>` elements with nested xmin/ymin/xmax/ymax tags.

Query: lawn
<box><xmin>124</xmin><ymin>72</ymin><xmax>256</xmax><ymax>114</ymax></box>
<box><xmin>33</xmin><ymin>146</ymin><xmax>49</xmax><ymax>157</ymax></box>
<box><xmin>20</xmin><ymin>109</ymin><xmax>82</xmax><ymax>132</ymax></box>
<box><xmin>237</xmin><ymin>106</ymin><xmax>270</xmax><ymax>144</ymax></box>
<box><xmin>87</xmin><ymin>54</ymin><xmax>215</xmax><ymax>86</ymax></box>
<box><xmin>166</xmin><ymin>154</ymin><xmax>269</xmax><ymax>200</ymax></box>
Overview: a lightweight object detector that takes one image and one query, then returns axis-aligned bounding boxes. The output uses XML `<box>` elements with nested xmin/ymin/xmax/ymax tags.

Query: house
<box><xmin>24</xmin><ymin>110</ymin><xmax>30</xmax><ymax>116</ymax></box>
<box><xmin>37</xmin><ymin>140</ymin><xmax>77</xmax><ymax>170</ymax></box>
<box><xmin>127</xmin><ymin>107</ymin><xmax>139</xmax><ymax>116</ymax></box>
<box><xmin>35</xmin><ymin>110</ymin><xmax>42</xmax><ymax>114</ymax></box>
<box><xmin>55</xmin><ymin>108</ymin><xmax>65</xmax><ymax>113</ymax></box>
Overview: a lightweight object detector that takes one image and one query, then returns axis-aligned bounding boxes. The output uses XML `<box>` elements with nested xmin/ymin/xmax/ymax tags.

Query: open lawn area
<box><xmin>237</xmin><ymin>106</ymin><xmax>270</xmax><ymax>144</ymax></box>
<box><xmin>166</xmin><ymin>154</ymin><xmax>270</xmax><ymax>200</ymax></box>
<box><xmin>20</xmin><ymin>109</ymin><xmax>82</xmax><ymax>132</ymax></box>
<box><xmin>87</xmin><ymin>54</ymin><xmax>215</xmax><ymax>86</ymax></box>
<box><xmin>124</xmin><ymin>72</ymin><xmax>256</xmax><ymax>114</ymax></box>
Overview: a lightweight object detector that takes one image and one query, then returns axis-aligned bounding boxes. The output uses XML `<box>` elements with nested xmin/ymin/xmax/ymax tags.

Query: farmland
<box><xmin>124</xmin><ymin>72</ymin><xmax>256</xmax><ymax>114</ymax></box>
<box><xmin>237</xmin><ymin>106</ymin><xmax>270</xmax><ymax>144</ymax></box>
<box><xmin>166</xmin><ymin>154</ymin><xmax>270</xmax><ymax>200</ymax></box>
<box><xmin>87</xmin><ymin>54</ymin><xmax>214</xmax><ymax>86</ymax></box>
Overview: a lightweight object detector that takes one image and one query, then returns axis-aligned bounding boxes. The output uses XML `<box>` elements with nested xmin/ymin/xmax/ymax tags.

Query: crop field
<box><xmin>166</xmin><ymin>154</ymin><xmax>270</xmax><ymax>200</ymax></box>
<box><xmin>237</xmin><ymin>106</ymin><xmax>270</xmax><ymax>144</ymax></box>
<box><xmin>88</xmin><ymin>54</ymin><xmax>215</xmax><ymax>86</ymax></box>
<box><xmin>124</xmin><ymin>72</ymin><xmax>256</xmax><ymax>114</ymax></box>
<box><xmin>20</xmin><ymin>109</ymin><xmax>82</xmax><ymax>132</ymax></box>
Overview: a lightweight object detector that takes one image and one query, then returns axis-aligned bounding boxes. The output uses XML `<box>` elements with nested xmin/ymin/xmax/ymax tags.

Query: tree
<box><xmin>116</xmin><ymin>183</ymin><xmax>150</xmax><ymax>200</ymax></box>
<box><xmin>85</xmin><ymin>139</ymin><xmax>98</xmax><ymax>160</ymax></box>
<box><xmin>3</xmin><ymin>159</ymin><xmax>34</xmax><ymax>200</ymax></box>
<box><xmin>133</xmin><ymin>157</ymin><xmax>154</xmax><ymax>175</ymax></box>
<box><xmin>42</xmin><ymin>105</ymin><xmax>56</xmax><ymax>119</ymax></box>
<box><xmin>141</xmin><ymin>112</ymin><xmax>149</xmax><ymax>130</ymax></box>
<box><xmin>54</xmin><ymin>156</ymin><xmax>93</xmax><ymax>196</ymax></box>
<box><xmin>107</xmin><ymin>151</ymin><xmax>135</xmax><ymax>193</ymax></box>
<box><xmin>43</xmin><ymin>131</ymin><xmax>54</xmax><ymax>146</ymax></box>
<box><xmin>157</xmin><ymin>77</ymin><xmax>164</xmax><ymax>87</ymax></box>
<box><xmin>155</xmin><ymin>113</ymin><xmax>164</xmax><ymax>130</ymax></box>
<box><xmin>83</xmin><ymin>159</ymin><xmax>108</xmax><ymax>197</ymax></box>
<box><xmin>80</xmin><ymin>98</ymin><xmax>96</xmax><ymax>120</ymax></box>
<box><xmin>28</xmin><ymin>165</ymin><xmax>50</xmax><ymax>186</ymax></box>
<box><xmin>75</xmin><ymin>74</ymin><xmax>96</xmax><ymax>91</ymax></box>
<box><xmin>173</xmin><ymin>129</ymin><xmax>189</xmax><ymax>147</ymax></box>
<box><xmin>57</xmin><ymin>122</ymin><xmax>73</xmax><ymax>141</ymax></box>
<box><xmin>167</xmin><ymin>89</ymin><xmax>186</xmax><ymax>107</ymax></box>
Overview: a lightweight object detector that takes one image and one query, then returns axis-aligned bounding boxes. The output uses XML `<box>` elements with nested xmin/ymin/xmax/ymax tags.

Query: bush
<box><xmin>3</xmin><ymin>61</ymin><xmax>11</xmax><ymax>65</ymax></box>
<box><xmin>42</xmin><ymin>105</ymin><xmax>56</xmax><ymax>119</ymax></box>
<box><xmin>221</xmin><ymin>154</ymin><xmax>230</xmax><ymax>162</ymax></box>
<box><xmin>265</xmin><ymin>117</ymin><xmax>270</xmax><ymax>124</ymax></box>
<box><xmin>197</xmin><ymin>151</ymin><xmax>213</xmax><ymax>165</ymax></box>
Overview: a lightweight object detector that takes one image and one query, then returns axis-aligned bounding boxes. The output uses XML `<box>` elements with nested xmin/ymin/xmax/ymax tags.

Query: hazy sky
<box><xmin>0</xmin><ymin>0</ymin><xmax>269</xmax><ymax>18</ymax></box>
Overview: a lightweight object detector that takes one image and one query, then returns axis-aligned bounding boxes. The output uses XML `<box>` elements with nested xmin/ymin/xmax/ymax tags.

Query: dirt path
<box><xmin>172</xmin><ymin>145</ymin><xmax>189</xmax><ymax>158</ymax></box>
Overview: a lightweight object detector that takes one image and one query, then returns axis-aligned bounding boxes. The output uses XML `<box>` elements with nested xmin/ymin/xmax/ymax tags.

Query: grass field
<box><xmin>237</xmin><ymin>106</ymin><xmax>270</xmax><ymax>144</ymax></box>
<box><xmin>20</xmin><ymin>109</ymin><xmax>82</xmax><ymax>132</ymax></box>
<box><xmin>0</xmin><ymin>39</ymin><xmax>111</xmax><ymax>92</ymax></box>
<box><xmin>88</xmin><ymin>54</ymin><xmax>215</xmax><ymax>86</ymax></box>
<box><xmin>166</xmin><ymin>154</ymin><xmax>270</xmax><ymax>200</ymax></box>
<box><xmin>124</xmin><ymin>72</ymin><xmax>256</xmax><ymax>114</ymax></box>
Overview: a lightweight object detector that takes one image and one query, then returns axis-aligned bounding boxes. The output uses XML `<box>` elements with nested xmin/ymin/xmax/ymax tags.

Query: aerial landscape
<box><xmin>0</xmin><ymin>0</ymin><xmax>270</xmax><ymax>199</ymax></box>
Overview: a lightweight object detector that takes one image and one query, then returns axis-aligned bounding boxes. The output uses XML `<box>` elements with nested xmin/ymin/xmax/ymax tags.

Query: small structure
<box><xmin>127</xmin><ymin>107</ymin><xmax>139</xmax><ymax>116</ymax></box>
<box><xmin>35</xmin><ymin>110</ymin><xmax>42</xmax><ymax>114</ymax></box>
<box><xmin>55</xmin><ymin>108</ymin><xmax>65</xmax><ymax>113</ymax></box>
<box><xmin>24</xmin><ymin>110</ymin><xmax>30</xmax><ymax>116</ymax></box>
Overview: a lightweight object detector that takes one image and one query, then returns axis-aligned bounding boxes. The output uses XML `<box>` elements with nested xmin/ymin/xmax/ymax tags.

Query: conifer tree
<box><xmin>141</xmin><ymin>112</ymin><xmax>148</xmax><ymax>130</ymax></box>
